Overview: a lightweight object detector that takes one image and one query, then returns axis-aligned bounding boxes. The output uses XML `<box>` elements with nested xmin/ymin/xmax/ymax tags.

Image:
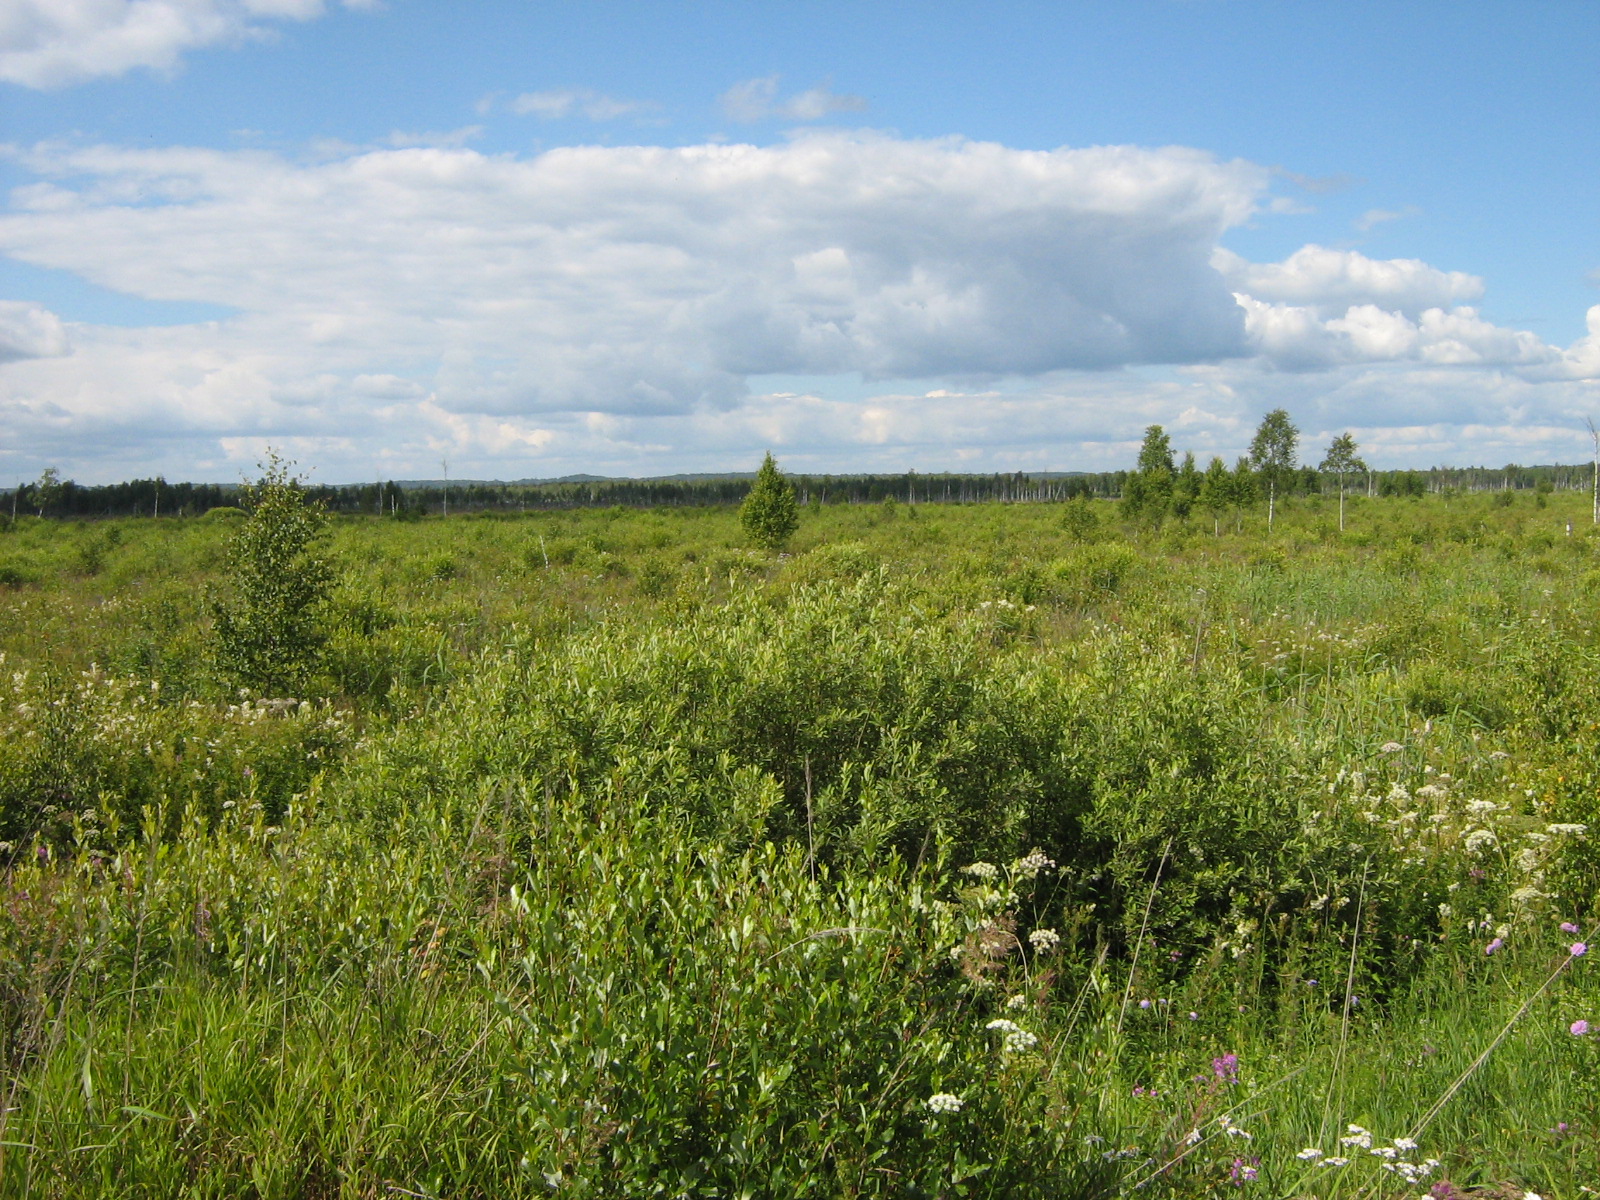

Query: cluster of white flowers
<box><xmin>1464</xmin><ymin>828</ymin><xmax>1498</xmax><ymax>854</ymax></box>
<box><xmin>1012</xmin><ymin>849</ymin><xmax>1055</xmax><ymax>878</ymax></box>
<box><xmin>1509</xmin><ymin>884</ymin><xmax>1547</xmax><ymax>908</ymax></box>
<box><xmin>984</xmin><ymin>1018</ymin><xmax>1039</xmax><ymax>1054</ymax></box>
<box><xmin>1547</xmin><ymin>823</ymin><xmax>1588</xmax><ymax>837</ymax></box>
<box><xmin>1338</xmin><ymin>1125</ymin><xmax>1373</xmax><ymax>1149</ymax></box>
<box><xmin>961</xmin><ymin>861</ymin><xmax>999</xmax><ymax>880</ymax></box>
<box><xmin>926</xmin><ymin>1093</ymin><xmax>963</xmax><ymax>1115</ymax></box>
<box><xmin>1216</xmin><ymin>1114</ymin><xmax>1252</xmax><ymax>1140</ymax></box>
<box><xmin>1028</xmin><ymin>928</ymin><xmax>1061</xmax><ymax>953</ymax></box>
<box><xmin>1307</xmin><ymin>1128</ymin><xmax>1437</xmax><ymax>1181</ymax></box>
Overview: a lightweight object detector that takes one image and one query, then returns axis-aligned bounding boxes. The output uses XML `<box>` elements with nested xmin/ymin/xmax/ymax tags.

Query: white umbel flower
<box><xmin>984</xmin><ymin>1018</ymin><xmax>1039</xmax><ymax>1054</ymax></box>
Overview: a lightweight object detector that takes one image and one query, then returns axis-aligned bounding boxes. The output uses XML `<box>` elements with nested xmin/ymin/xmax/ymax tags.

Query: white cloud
<box><xmin>1219</xmin><ymin>246</ymin><xmax>1574</xmax><ymax>376</ymax></box>
<box><xmin>719</xmin><ymin>75</ymin><xmax>868</xmax><ymax>123</ymax></box>
<box><xmin>0</xmin><ymin>134</ymin><xmax>1264</xmax><ymax>418</ymax></box>
<box><xmin>0</xmin><ymin>300</ymin><xmax>69</xmax><ymax>362</ymax></box>
<box><xmin>507</xmin><ymin>89</ymin><xmax>652</xmax><ymax>121</ymax></box>
<box><xmin>1215</xmin><ymin>244</ymin><xmax>1483</xmax><ymax>315</ymax></box>
<box><xmin>2</xmin><ymin>131</ymin><xmax>1597</xmax><ymax>482</ymax></box>
<box><xmin>0</xmin><ymin>0</ymin><xmax>369</xmax><ymax>88</ymax></box>
<box><xmin>1554</xmin><ymin>304</ymin><xmax>1600</xmax><ymax>379</ymax></box>
<box><xmin>1236</xmin><ymin>295</ymin><xmax>1560</xmax><ymax>373</ymax></box>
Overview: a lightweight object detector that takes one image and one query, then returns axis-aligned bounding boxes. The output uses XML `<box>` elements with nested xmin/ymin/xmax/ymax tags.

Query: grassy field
<box><xmin>1</xmin><ymin>485</ymin><xmax>1598</xmax><ymax>1197</ymax></box>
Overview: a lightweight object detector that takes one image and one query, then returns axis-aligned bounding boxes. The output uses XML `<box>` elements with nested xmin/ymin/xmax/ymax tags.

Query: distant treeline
<box><xmin>4</xmin><ymin>461</ymin><xmax>1597</xmax><ymax>519</ymax></box>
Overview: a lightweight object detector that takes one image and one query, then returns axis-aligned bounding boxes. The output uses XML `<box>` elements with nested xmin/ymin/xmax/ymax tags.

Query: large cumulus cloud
<box><xmin>0</xmin><ymin>133</ymin><xmax>1265</xmax><ymax>413</ymax></box>
<box><xmin>1</xmin><ymin>131</ymin><xmax>1596</xmax><ymax>482</ymax></box>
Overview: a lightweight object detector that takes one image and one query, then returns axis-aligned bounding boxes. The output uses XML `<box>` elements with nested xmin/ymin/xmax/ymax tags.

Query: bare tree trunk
<box><xmin>1589</xmin><ymin>417</ymin><xmax>1599</xmax><ymax>525</ymax></box>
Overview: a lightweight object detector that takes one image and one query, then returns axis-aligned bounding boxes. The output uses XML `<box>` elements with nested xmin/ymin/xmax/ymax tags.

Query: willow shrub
<box><xmin>333</xmin><ymin>574</ymin><xmax>1427</xmax><ymax>987</ymax></box>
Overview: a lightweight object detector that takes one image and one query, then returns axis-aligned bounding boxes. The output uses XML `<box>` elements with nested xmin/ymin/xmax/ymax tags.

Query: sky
<box><xmin>2</xmin><ymin>1</ymin><xmax>1598</xmax><ymax>485</ymax></box>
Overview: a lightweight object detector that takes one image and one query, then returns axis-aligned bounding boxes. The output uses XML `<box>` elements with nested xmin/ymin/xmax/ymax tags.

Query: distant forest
<box><xmin>4</xmin><ymin>461</ymin><xmax>1597</xmax><ymax>520</ymax></box>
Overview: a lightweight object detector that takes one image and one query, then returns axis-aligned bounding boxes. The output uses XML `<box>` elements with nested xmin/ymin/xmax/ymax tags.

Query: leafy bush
<box><xmin>209</xmin><ymin>455</ymin><xmax>335</xmax><ymax>695</ymax></box>
<box><xmin>740</xmin><ymin>452</ymin><xmax>799</xmax><ymax>551</ymax></box>
<box><xmin>1049</xmin><ymin>544</ymin><xmax>1141</xmax><ymax>602</ymax></box>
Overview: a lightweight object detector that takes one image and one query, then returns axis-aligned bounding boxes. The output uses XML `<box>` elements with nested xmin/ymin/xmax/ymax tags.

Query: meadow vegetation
<box><xmin>0</xmin><ymin>476</ymin><xmax>1597</xmax><ymax>1197</ymax></box>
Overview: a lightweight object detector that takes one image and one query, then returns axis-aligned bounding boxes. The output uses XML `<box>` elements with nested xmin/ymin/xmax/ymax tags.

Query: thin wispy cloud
<box><xmin>1273</xmin><ymin>168</ymin><xmax>1361</xmax><ymax>195</ymax></box>
<box><xmin>503</xmin><ymin>89</ymin><xmax>654</xmax><ymax>121</ymax></box>
<box><xmin>383</xmin><ymin>126</ymin><xmax>484</xmax><ymax>149</ymax></box>
<box><xmin>719</xmin><ymin>75</ymin><xmax>867</xmax><ymax>123</ymax></box>
<box><xmin>1355</xmin><ymin>206</ymin><xmax>1420</xmax><ymax>232</ymax></box>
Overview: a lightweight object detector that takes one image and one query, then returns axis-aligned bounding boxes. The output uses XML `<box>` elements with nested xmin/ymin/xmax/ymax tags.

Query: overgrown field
<box><xmin>1</xmin><ymin>487</ymin><xmax>1598</xmax><ymax>1198</ymax></box>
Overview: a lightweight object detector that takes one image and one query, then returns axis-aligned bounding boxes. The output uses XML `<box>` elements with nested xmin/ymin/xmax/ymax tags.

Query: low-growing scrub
<box><xmin>0</xmin><ymin>487</ymin><xmax>1597</xmax><ymax>1196</ymax></box>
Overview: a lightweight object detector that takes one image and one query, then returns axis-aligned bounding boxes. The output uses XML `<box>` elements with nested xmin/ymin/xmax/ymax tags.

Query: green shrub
<box><xmin>209</xmin><ymin>454</ymin><xmax>335</xmax><ymax>696</ymax></box>
<box><xmin>740</xmin><ymin>452</ymin><xmax>799</xmax><ymax>551</ymax></box>
<box><xmin>1401</xmin><ymin>660</ymin><xmax>1513</xmax><ymax>729</ymax></box>
<box><xmin>1049</xmin><ymin>544</ymin><xmax>1140</xmax><ymax>602</ymax></box>
<box><xmin>633</xmin><ymin>554</ymin><xmax>677</xmax><ymax>599</ymax></box>
<box><xmin>0</xmin><ymin>559</ymin><xmax>37</xmax><ymax>587</ymax></box>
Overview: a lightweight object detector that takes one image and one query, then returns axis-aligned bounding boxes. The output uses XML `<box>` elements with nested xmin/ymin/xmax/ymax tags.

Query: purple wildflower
<box><xmin>1212</xmin><ymin>1053</ymin><xmax>1240</xmax><ymax>1084</ymax></box>
<box><xmin>1484</xmin><ymin>937</ymin><xmax>1504</xmax><ymax>955</ymax></box>
<box><xmin>1561</xmin><ymin>922</ymin><xmax>1581</xmax><ymax>934</ymax></box>
<box><xmin>1571</xmin><ymin>943</ymin><xmax>1588</xmax><ymax>957</ymax></box>
<box><xmin>1571</xmin><ymin>1019</ymin><xmax>1590</xmax><ymax>1036</ymax></box>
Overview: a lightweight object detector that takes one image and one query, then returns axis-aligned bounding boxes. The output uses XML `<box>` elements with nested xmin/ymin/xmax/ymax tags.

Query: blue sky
<box><xmin>2</xmin><ymin>1</ymin><xmax>1598</xmax><ymax>484</ymax></box>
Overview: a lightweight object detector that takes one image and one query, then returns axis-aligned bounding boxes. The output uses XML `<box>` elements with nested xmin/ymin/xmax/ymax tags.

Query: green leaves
<box><xmin>740</xmin><ymin>452</ymin><xmax>800</xmax><ymax>552</ymax></box>
<box><xmin>209</xmin><ymin>452</ymin><xmax>334</xmax><ymax>695</ymax></box>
